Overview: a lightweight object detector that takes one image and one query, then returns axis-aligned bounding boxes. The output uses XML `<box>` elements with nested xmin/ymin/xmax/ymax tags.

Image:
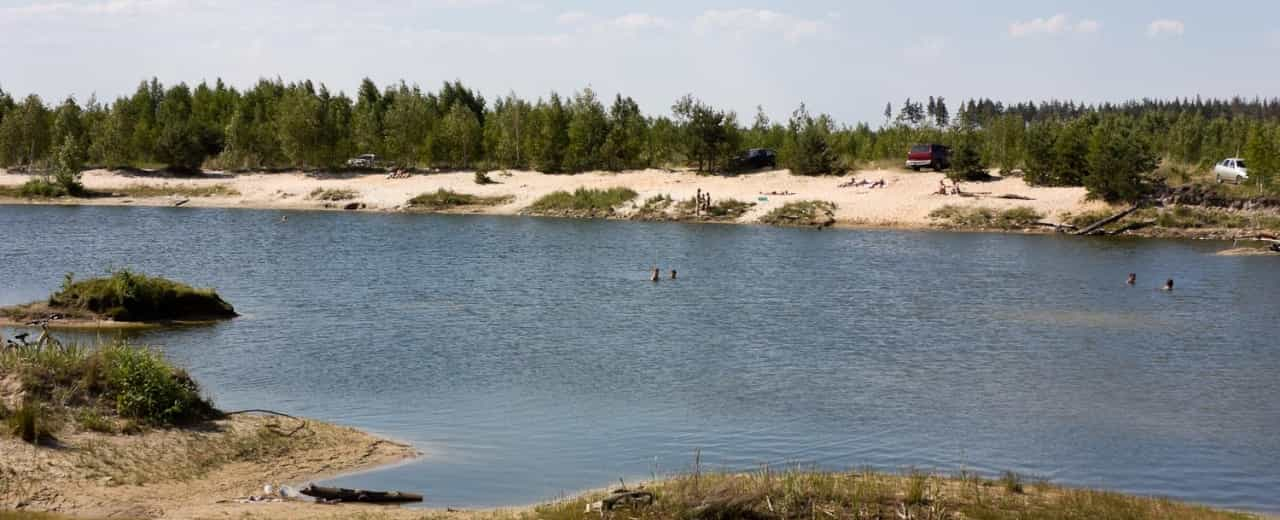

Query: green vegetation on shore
<box><xmin>406</xmin><ymin>188</ymin><xmax>512</xmax><ymax>210</ymax></box>
<box><xmin>1</xmin><ymin>270</ymin><xmax>236</xmax><ymax>323</ymax></box>
<box><xmin>527</xmin><ymin>187</ymin><xmax>637</xmax><ymax>217</ymax></box>
<box><xmin>308</xmin><ymin>187</ymin><xmax>358</xmax><ymax>201</ymax></box>
<box><xmin>112</xmin><ymin>183</ymin><xmax>239</xmax><ymax>198</ymax></box>
<box><xmin>760</xmin><ymin>200</ymin><xmax>837</xmax><ymax>227</ymax></box>
<box><xmin>1</xmin><ymin>341</ymin><xmax>217</xmax><ymax>440</ymax></box>
<box><xmin>3</xmin><ymin>79</ymin><xmax>1278</xmax><ymax>205</ymax></box>
<box><xmin>535</xmin><ymin>470</ymin><xmax>1253</xmax><ymax>520</ymax></box>
<box><xmin>929</xmin><ymin>205</ymin><xmax>1045</xmax><ymax>230</ymax></box>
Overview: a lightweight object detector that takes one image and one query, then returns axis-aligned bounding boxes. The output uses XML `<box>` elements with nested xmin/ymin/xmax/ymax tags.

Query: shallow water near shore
<box><xmin>2</xmin><ymin>205</ymin><xmax>1278</xmax><ymax>512</ymax></box>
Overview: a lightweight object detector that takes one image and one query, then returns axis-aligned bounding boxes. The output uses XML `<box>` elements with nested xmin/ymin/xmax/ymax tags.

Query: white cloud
<box><xmin>1008</xmin><ymin>13</ymin><xmax>1100</xmax><ymax>38</ymax></box>
<box><xmin>1146</xmin><ymin>19</ymin><xmax>1185</xmax><ymax>38</ymax></box>
<box><xmin>0</xmin><ymin>0</ymin><xmax>181</xmax><ymax>20</ymax></box>
<box><xmin>606</xmin><ymin>13</ymin><xmax>671</xmax><ymax>32</ymax></box>
<box><xmin>903</xmin><ymin>36</ymin><xmax>945</xmax><ymax>60</ymax></box>
<box><xmin>1075</xmin><ymin>19</ymin><xmax>1101</xmax><ymax>34</ymax></box>
<box><xmin>556</xmin><ymin>10</ymin><xmax>587</xmax><ymax>25</ymax></box>
<box><xmin>694</xmin><ymin>8</ymin><xmax>831</xmax><ymax>42</ymax></box>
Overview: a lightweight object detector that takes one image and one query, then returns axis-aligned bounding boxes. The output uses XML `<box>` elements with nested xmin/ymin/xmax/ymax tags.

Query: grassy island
<box><xmin>0</xmin><ymin>270</ymin><xmax>237</xmax><ymax>325</ymax></box>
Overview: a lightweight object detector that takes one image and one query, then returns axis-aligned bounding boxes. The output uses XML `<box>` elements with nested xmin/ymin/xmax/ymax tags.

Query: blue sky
<box><xmin>1</xmin><ymin>0</ymin><xmax>1276</xmax><ymax>125</ymax></box>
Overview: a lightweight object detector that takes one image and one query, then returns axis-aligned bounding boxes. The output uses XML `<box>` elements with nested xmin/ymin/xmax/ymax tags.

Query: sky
<box><xmin>1</xmin><ymin>0</ymin><xmax>1277</xmax><ymax>125</ymax></box>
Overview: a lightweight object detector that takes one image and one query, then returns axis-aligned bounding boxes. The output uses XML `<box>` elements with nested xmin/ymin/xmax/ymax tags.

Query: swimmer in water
<box><xmin>280</xmin><ymin>215</ymin><xmax>288</xmax><ymax>223</ymax></box>
<box><xmin>1162</xmin><ymin>278</ymin><xmax>1174</xmax><ymax>291</ymax></box>
<box><xmin>651</xmin><ymin>268</ymin><xmax>660</xmax><ymax>282</ymax></box>
<box><xmin>670</xmin><ymin>269</ymin><xmax>677</xmax><ymax>280</ymax></box>
<box><xmin>1127</xmin><ymin>273</ymin><xmax>1136</xmax><ymax>285</ymax></box>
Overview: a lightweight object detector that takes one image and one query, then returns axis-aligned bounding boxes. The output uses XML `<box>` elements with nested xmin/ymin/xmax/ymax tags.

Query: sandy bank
<box><xmin>0</xmin><ymin>168</ymin><xmax>1107</xmax><ymax>230</ymax></box>
<box><xmin>0</xmin><ymin>414</ymin><xmax>427</xmax><ymax>519</ymax></box>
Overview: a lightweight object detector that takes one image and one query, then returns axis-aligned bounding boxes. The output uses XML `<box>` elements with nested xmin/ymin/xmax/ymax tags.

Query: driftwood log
<box><xmin>586</xmin><ymin>489</ymin><xmax>655</xmax><ymax>513</ymax></box>
<box><xmin>300</xmin><ymin>484</ymin><xmax>423</xmax><ymax>503</ymax></box>
<box><xmin>1075</xmin><ymin>205</ymin><xmax>1140</xmax><ymax>236</ymax></box>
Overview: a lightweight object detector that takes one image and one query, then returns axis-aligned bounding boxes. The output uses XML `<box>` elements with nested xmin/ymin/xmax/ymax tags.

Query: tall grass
<box><xmin>307</xmin><ymin>187</ymin><xmax>357</xmax><ymax>201</ymax></box>
<box><xmin>40</xmin><ymin>270</ymin><xmax>236</xmax><ymax>322</ymax></box>
<box><xmin>534</xmin><ymin>470</ymin><xmax>1252</xmax><ymax>520</ymax></box>
<box><xmin>406</xmin><ymin>189</ymin><xmax>512</xmax><ymax>209</ymax></box>
<box><xmin>2</xmin><ymin>341</ymin><xmax>217</xmax><ymax>429</ymax></box>
<box><xmin>527</xmin><ymin>187</ymin><xmax>638</xmax><ymax>215</ymax></box>
<box><xmin>929</xmin><ymin>205</ymin><xmax>1044</xmax><ymax>230</ymax></box>
<box><xmin>759</xmin><ymin>200</ymin><xmax>837</xmax><ymax>226</ymax></box>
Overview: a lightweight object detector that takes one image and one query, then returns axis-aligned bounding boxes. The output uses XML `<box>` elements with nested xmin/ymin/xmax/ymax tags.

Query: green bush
<box><xmin>759</xmin><ymin>200</ymin><xmax>837</xmax><ymax>226</ymax></box>
<box><xmin>48</xmin><ymin>270</ymin><xmax>236</xmax><ymax>322</ymax></box>
<box><xmin>929</xmin><ymin>205</ymin><xmax>1044</xmax><ymax>229</ymax></box>
<box><xmin>528</xmin><ymin>187</ymin><xmax>637</xmax><ymax>214</ymax></box>
<box><xmin>102</xmin><ymin>345</ymin><xmax>213</xmax><ymax>425</ymax></box>
<box><xmin>407</xmin><ymin>189</ymin><xmax>510</xmax><ymax>209</ymax></box>
<box><xmin>18</xmin><ymin>178</ymin><xmax>67</xmax><ymax>198</ymax></box>
<box><xmin>307</xmin><ymin>187</ymin><xmax>357</xmax><ymax>201</ymax></box>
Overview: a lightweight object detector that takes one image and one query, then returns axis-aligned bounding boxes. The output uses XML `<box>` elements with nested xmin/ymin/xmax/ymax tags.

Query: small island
<box><xmin>0</xmin><ymin>270</ymin><xmax>237</xmax><ymax>328</ymax></box>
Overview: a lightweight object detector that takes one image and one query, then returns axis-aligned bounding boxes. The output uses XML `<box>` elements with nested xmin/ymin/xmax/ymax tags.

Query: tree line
<box><xmin>1</xmin><ymin>78</ymin><xmax>1278</xmax><ymax>202</ymax></box>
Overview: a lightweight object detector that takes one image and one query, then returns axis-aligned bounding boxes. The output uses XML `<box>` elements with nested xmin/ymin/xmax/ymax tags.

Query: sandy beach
<box><xmin>0</xmin><ymin>168</ymin><xmax>1107</xmax><ymax>229</ymax></box>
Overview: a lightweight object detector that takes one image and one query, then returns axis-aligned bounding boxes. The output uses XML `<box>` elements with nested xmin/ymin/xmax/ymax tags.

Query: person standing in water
<box><xmin>1162</xmin><ymin>278</ymin><xmax>1174</xmax><ymax>291</ymax></box>
<box><xmin>1127</xmin><ymin>273</ymin><xmax>1136</xmax><ymax>285</ymax></box>
<box><xmin>651</xmin><ymin>267</ymin><xmax>660</xmax><ymax>282</ymax></box>
<box><xmin>670</xmin><ymin>269</ymin><xmax>677</xmax><ymax>280</ymax></box>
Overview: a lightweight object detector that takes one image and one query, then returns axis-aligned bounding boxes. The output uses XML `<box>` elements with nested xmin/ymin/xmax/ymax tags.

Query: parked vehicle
<box><xmin>732</xmin><ymin>148</ymin><xmax>777</xmax><ymax>170</ymax></box>
<box><xmin>346</xmin><ymin>154</ymin><xmax>378</xmax><ymax>168</ymax></box>
<box><xmin>906</xmin><ymin>144</ymin><xmax>950</xmax><ymax>171</ymax></box>
<box><xmin>1213</xmin><ymin>158</ymin><xmax>1248</xmax><ymax>184</ymax></box>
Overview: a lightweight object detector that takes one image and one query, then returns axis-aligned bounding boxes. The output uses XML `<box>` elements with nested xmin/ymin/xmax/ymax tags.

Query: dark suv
<box><xmin>732</xmin><ymin>148</ymin><xmax>778</xmax><ymax>170</ymax></box>
<box><xmin>906</xmin><ymin>144</ymin><xmax>950</xmax><ymax>171</ymax></box>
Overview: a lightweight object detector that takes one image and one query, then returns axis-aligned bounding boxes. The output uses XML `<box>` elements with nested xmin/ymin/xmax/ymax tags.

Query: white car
<box><xmin>1213</xmin><ymin>158</ymin><xmax>1248</xmax><ymax>184</ymax></box>
<box><xmin>346</xmin><ymin>154</ymin><xmax>377</xmax><ymax>168</ymax></box>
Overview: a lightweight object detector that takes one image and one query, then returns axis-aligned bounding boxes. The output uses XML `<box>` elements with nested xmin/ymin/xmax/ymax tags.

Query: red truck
<box><xmin>906</xmin><ymin>144</ymin><xmax>950</xmax><ymax>171</ymax></box>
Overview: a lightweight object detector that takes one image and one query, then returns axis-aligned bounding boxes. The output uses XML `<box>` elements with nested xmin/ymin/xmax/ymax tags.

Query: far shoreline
<box><xmin>1</xmin><ymin>168</ymin><xmax>1276</xmax><ymax>243</ymax></box>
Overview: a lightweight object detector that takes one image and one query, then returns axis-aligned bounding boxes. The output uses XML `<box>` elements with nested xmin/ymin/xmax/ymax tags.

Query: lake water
<box><xmin>1</xmin><ymin>205</ymin><xmax>1278</xmax><ymax>512</ymax></box>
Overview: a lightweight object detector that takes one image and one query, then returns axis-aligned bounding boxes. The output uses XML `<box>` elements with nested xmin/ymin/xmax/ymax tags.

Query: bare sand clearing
<box><xmin>0</xmin><ymin>414</ymin><xmax>449</xmax><ymax>519</ymax></box>
<box><xmin>0</xmin><ymin>168</ymin><xmax>1106</xmax><ymax>228</ymax></box>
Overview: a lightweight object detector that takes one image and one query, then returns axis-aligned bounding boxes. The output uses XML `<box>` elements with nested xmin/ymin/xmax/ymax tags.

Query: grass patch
<box><xmin>929</xmin><ymin>205</ymin><xmax>1044</xmax><ymax>230</ymax></box>
<box><xmin>534</xmin><ymin>470</ymin><xmax>1252</xmax><ymax>520</ymax></box>
<box><xmin>527</xmin><ymin>187</ymin><xmax>638</xmax><ymax>217</ymax></box>
<box><xmin>6</xmin><ymin>401</ymin><xmax>56</xmax><ymax>444</ymax></box>
<box><xmin>53</xmin><ymin>270</ymin><xmax>235</xmax><ymax>322</ymax></box>
<box><xmin>1063</xmin><ymin>208</ymin><xmax>1119</xmax><ymax>229</ymax></box>
<box><xmin>2</xmin><ymin>270</ymin><xmax>236</xmax><ymax>323</ymax></box>
<box><xmin>406</xmin><ymin>189</ymin><xmax>512</xmax><ymax>210</ymax></box>
<box><xmin>759</xmin><ymin>200</ymin><xmax>837</xmax><ymax>226</ymax></box>
<box><xmin>114</xmin><ymin>183</ymin><xmax>239</xmax><ymax>198</ymax></box>
<box><xmin>307</xmin><ymin>187</ymin><xmax>358</xmax><ymax>201</ymax></box>
<box><xmin>1</xmin><ymin>341</ymin><xmax>218</xmax><ymax>428</ymax></box>
<box><xmin>1138</xmin><ymin>206</ymin><xmax>1280</xmax><ymax>231</ymax></box>
<box><xmin>633</xmin><ymin>194</ymin><xmax>675</xmax><ymax>220</ymax></box>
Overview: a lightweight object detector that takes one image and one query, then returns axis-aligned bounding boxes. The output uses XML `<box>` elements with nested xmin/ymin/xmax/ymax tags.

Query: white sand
<box><xmin>0</xmin><ymin>168</ymin><xmax>1107</xmax><ymax>228</ymax></box>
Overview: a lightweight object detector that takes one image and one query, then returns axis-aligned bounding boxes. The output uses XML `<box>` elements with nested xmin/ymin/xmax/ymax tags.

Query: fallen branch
<box><xmin>1075</xmin><ymin>204</ymin><xmax>1140</xmax><ymax>236</ymax></box>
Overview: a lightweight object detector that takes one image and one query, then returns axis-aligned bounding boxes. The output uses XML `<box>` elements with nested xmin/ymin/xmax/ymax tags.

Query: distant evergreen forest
<box><xmin>1</xmin><ymin>78</ymin><xmax>1277</xmax><ymax>201</ymax></box>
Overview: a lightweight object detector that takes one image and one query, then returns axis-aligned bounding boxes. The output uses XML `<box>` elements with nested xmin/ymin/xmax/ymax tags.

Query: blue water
<box><xmin>1</xmin><ymin>205</ymin><xmax>1278</xmax><ymax>512</ymax></box>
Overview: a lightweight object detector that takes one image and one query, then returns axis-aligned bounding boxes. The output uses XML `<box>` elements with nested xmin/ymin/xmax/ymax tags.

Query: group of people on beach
<box><xmin>693</xmin><ymin>189</ymin><xmax>713</xmax><ymax>215</ymax></box>
<box><xmin>650</xmin><ymin>267</ymin><xmax>676</xmax><ymax>282</ymax></box>
<box><xmin>1128</xmin><ymin>273</ymin><xmax>1175</xmax><ymax>291</ymax></box>
<box><xmin>937</xmin><ymin>179</ymin><xmax>963</xmax><ymax>196</ymax></box>
<box><xmin>838</xmin><ymin>178</ymin><xmax>886</xmax><ymax>189</ymax></box>
<box><xmin>386</xmin><ymin>169</ymin><xmax>412</xmax><ymax>179</ymax></box>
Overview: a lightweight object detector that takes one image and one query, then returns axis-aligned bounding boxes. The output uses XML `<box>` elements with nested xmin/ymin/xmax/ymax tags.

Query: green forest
<box><xmin>1</xmin><ymin>78</ymin><xmax>1278</xmax><ymax>202</ymax></box>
